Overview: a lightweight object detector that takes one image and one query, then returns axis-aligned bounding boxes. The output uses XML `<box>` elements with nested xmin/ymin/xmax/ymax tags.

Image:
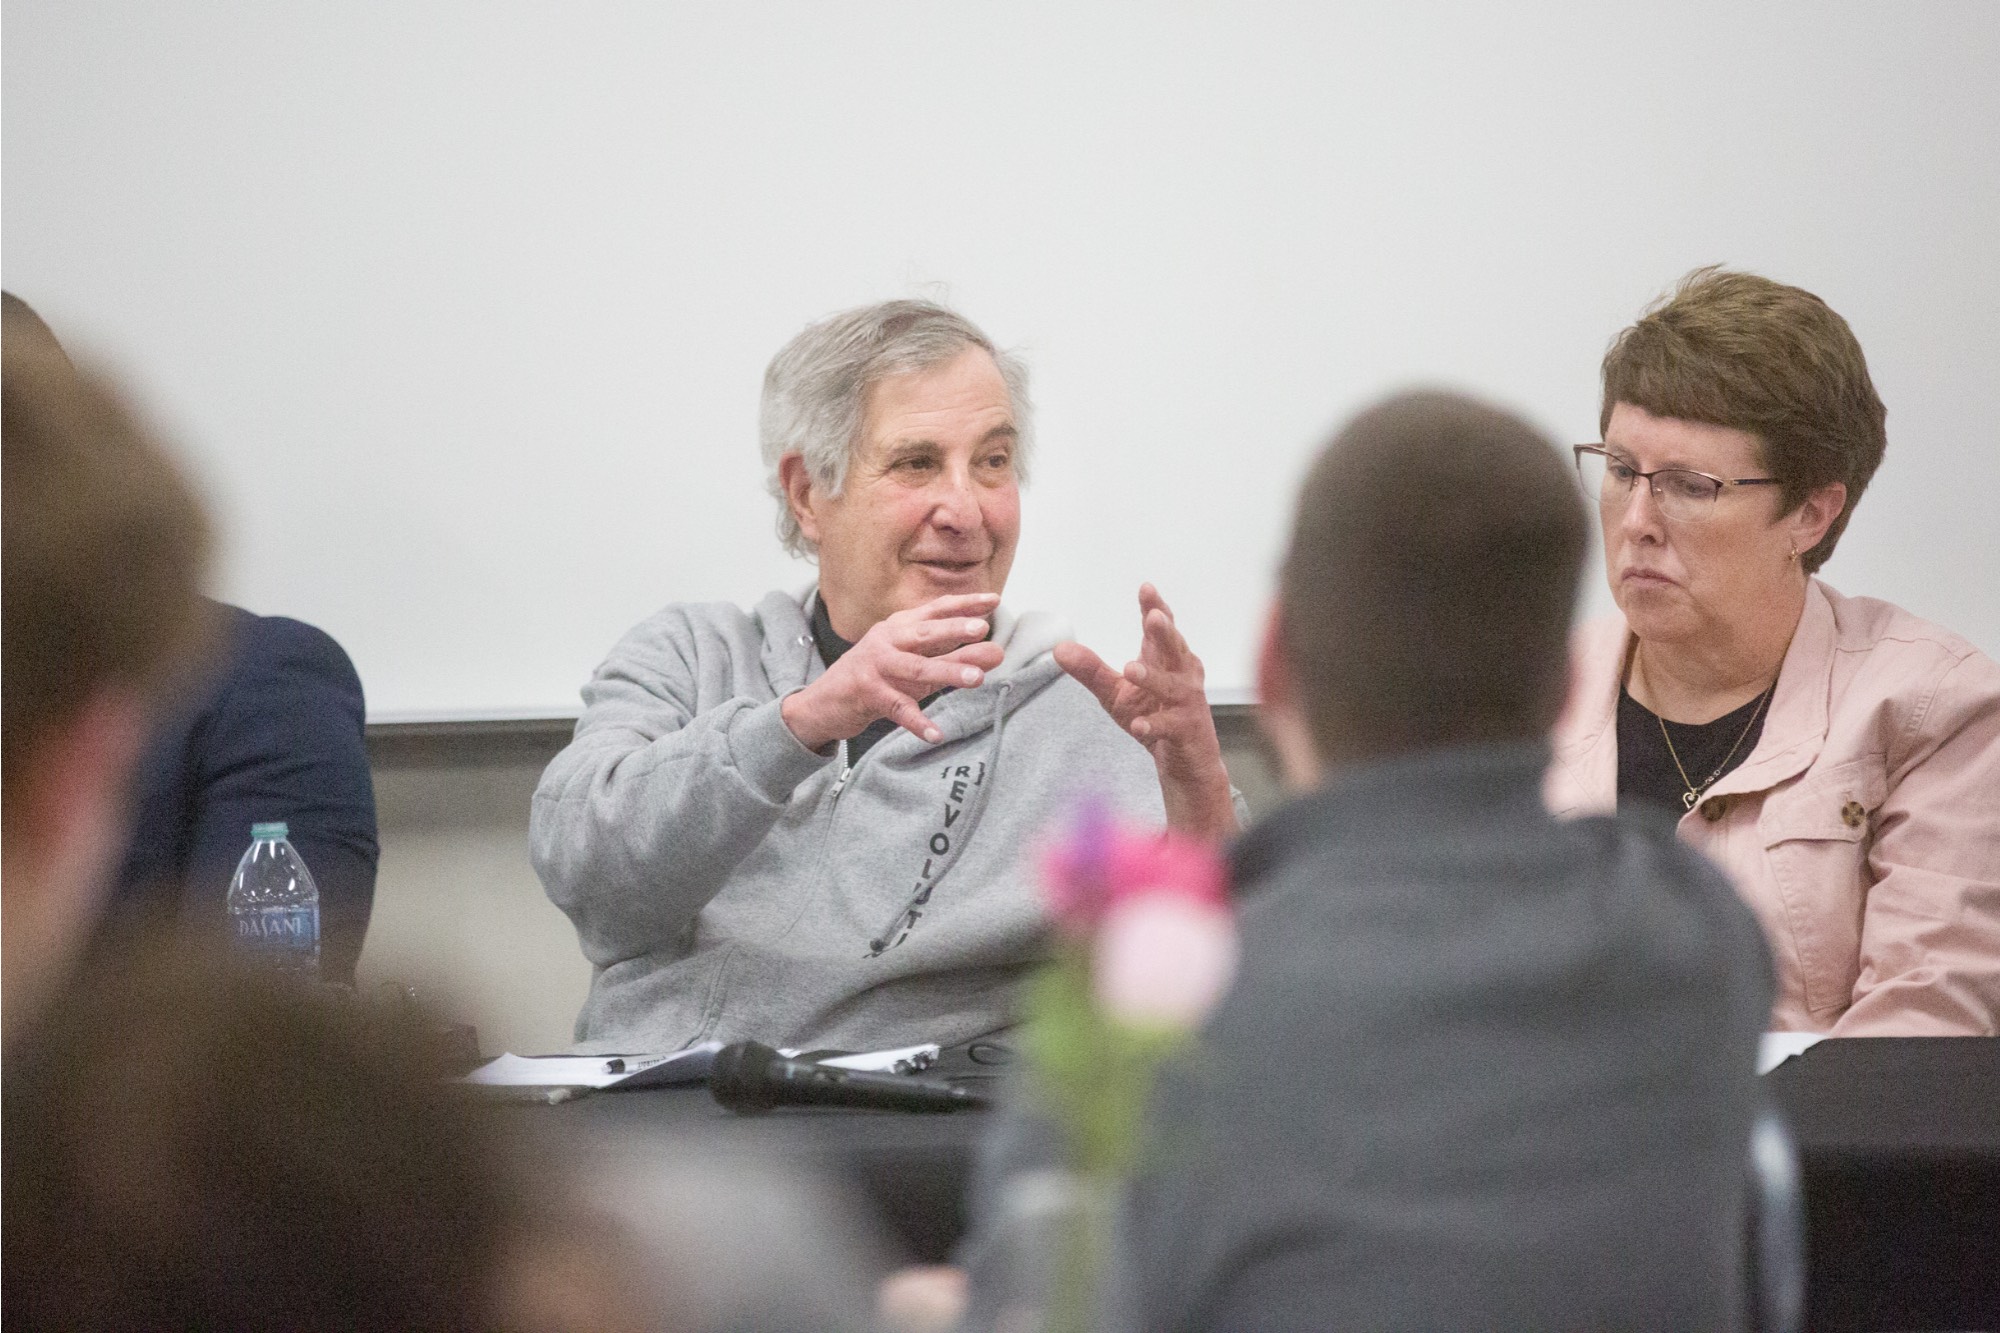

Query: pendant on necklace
<box><xmin>1682</xmin><ymin>789</ymin><xmax>1699</xmax><ymax>811</ymax></box>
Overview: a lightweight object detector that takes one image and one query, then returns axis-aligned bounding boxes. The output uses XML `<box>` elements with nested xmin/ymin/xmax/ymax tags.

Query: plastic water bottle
<box><xmin>226</xmin><ymin>821</ymin><xmax>320</xmax><ymax>977</ymax></box>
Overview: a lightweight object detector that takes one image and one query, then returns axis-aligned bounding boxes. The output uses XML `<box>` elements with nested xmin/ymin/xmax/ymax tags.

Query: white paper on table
<box><xmin>463</xmin><ymin>1041</ymin><xmax>723</xmax><ymax>1089</ymax></box>
<box><xmin>1756</xmin><ymin>1031</ymin><xmax>1825</xmax><ymax>1075</ymax></box>
<box><xmin>777</xmin><ymin>1042</ymin><xmax>940</xmax><ymax>1074</ymax></box>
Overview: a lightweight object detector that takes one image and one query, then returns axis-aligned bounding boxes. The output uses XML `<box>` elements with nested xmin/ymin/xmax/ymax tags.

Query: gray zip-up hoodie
<box><xmin>531</xmin><ymin>588</ymin><xmax>1167</xmax><ymax>1054</ymax></box>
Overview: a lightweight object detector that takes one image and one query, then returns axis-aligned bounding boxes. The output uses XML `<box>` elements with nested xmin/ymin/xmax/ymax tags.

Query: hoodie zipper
<box><xmin>820</xmin><ymin>738</ymin><xmax>853</xmax><ymax>854</ymax></box>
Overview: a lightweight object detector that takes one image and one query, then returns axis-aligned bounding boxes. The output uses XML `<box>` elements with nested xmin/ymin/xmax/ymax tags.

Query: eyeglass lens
<box><xmin>1577</xmin><ymin>450</ymin><xmax>1720</xmax><ymax>520</ymax></box>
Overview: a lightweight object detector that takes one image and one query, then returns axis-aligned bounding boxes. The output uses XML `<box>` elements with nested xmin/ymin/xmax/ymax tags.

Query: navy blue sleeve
<box><xmin>156</xmin><ymin>611</ymin><xmax>379</xmax><ymax>983</ymax></box>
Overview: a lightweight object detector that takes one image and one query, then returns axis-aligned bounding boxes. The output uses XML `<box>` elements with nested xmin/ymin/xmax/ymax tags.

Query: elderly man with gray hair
<box><xmin>532</xmin><ymin>300</ymin><xmax>1239</xmax><ymax>1054</ymax></box>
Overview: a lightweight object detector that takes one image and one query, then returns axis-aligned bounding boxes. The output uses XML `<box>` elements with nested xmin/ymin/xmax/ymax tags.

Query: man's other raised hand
<box><xmin>780</xmin><ymin>593</ymin><xmax>1005</xmax><ymax>754</ymax></box>
<box><xmin>1053</xmin><ymin>584</ymin><xmax>1239</xmax><ymax>841</ymax></box>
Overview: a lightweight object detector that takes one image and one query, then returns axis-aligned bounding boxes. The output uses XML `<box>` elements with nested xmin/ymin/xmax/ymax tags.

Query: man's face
<box><xmin>793</xmin><ymin>347</ymin><xmax>1021</xmax><ymax>641</ymax></box>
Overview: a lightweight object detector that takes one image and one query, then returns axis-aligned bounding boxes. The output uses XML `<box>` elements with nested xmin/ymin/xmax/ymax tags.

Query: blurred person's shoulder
<box><xmin>232</xmin><ymin>605</ymin><xmax>362</xmax><ymax>684</ymax></box>
<box><xmin>1566</xmin><ymin>800</ymin><xmax>1776</xmax><ymax>994</ymax></box>
<box><xmin>184</xmin><ymin>602</ymin><xmax>366</xmax><ymax>743</ymax></box>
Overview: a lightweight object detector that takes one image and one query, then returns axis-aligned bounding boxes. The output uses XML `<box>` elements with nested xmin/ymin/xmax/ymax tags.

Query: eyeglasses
<box><xmin>1573</xmin><ymin>445</ymin><xmax>1781</xmax><ymax>523</ymax></box>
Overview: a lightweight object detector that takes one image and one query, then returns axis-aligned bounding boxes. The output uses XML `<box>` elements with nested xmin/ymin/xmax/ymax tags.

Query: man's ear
<box><xmin>1255</xmin><ymin>602</ymin><xmax>1322</xmax><ymax>791</ymax></box>
<box><xmin>1787</xmin><ymin>480</ymin><xmax>1847</xmax><ymax>559</ymax></box>
<box><xmin>777</xmin><ymin>453</ymin><xmax>822</xmax><ymax>547</ymax></box>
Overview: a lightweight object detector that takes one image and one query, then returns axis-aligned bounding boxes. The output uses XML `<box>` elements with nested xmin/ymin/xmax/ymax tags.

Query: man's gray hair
<box><xmin>759</xmin><ymin>299</ymin><xmax>1033</xmax><ymax>557</ymax></box>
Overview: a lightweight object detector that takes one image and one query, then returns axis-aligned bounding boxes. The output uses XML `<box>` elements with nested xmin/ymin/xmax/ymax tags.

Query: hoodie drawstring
<box><xmin>867</xmin><ymin>681</ymin><xmax>1012</xmax><ymax>955</ymax></box>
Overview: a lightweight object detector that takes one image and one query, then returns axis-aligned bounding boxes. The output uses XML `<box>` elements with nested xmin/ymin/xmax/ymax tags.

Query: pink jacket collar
<box><xmin>1547</xmin><ymin>579</ymin><xmax>1837</xmax><ymax>815</ymax></box>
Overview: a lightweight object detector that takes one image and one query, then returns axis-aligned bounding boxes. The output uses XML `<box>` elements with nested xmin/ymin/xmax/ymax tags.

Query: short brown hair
<box><xmin>1600</xmin><ymin>267</ymin><xmax>1885</xmax><ymax>573</ymax></box>
<box><xmin>2</xmin><ymin>308</ymin><xmax>213</xmax><ymax>812</ymax></box>
<box><xmin>1279</xmin><ymin>391</ymin><xmax>1587</xmax><ymax>762</ymax></box>
<box><xmin>2</xmin><ymin>937</ymin><xmax>520</xmax><ymax>1330</ymax></box>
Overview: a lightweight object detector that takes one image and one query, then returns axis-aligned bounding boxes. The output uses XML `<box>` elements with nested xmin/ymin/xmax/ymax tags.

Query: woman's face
<box><xmin>1599</xmin><ymin>402</ymin><xmax>1841</xmax><ymax>651</ymax></box>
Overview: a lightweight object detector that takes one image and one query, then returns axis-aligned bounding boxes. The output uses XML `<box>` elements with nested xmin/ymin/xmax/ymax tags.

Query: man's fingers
<box><xmin>1139</xmin><ymin>605</ymin><xmax>1191</xmax><ymax>671</ymax></box>
<box><xmin>1124</xmin><ymin>646</ymin><xmax>1218</xmax><ymax>745</ymax></box>
<box><xmin>883</xmin><ymin>650</ymin><xmax>983</xmax><ymax>694</ymax></box>
<box><xmin>897</xmin><ymin>616</ymin><xmax>992</xmax><ymax>657</ymax></box>
<box><xmin>872</xmin><ymin>594</ymin><xmax>1000</xmax><ymax>654</ymax></box>
<box><xmin>1138</xmin><ymin>583</ymin><xmax>1183</xmax><ymax>652</ymax></box>
<box><xmin>1123</xmin><ymin>653</ymin><xmax>1193</xmax><ymax>705</ymax></box>
<box><xmin>902</xmin><ymin>593</ymin><xmax>1001</xmax><ymax>623</ymax></box>
<box><xmin>866</xmin><ymin>640</ymin><xmax>1002</xmax><ymax>703</ymax></box>
<box><xmin>1053</xmin><ymin>640</ymin><xmax>1125</xmax><ymax>711</ymax></box>
<box><xmin>882</xmin><ymin>689</ymin><xmax>943</xmax><ymax>744</ymax></box>
<box><xmin>938</xmin><ymin>641</ymin><xmax>1006</xmax><ymax>672</ymax></box>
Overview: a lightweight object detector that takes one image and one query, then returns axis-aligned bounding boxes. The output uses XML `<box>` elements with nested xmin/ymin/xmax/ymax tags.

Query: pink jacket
<box><xmin>1547</xmin><ymin>579</ymin><xmax>2000</xmax><ymax>1035</ymax></box>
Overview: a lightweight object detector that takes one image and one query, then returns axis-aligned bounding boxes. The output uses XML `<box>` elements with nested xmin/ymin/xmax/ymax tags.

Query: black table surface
<box><xmin>498</xmin><ymin>1079</ymin><xmax>986</xmax><ymax>1266</ymax></box>
<box><xmin>1762</xmin><ymin>1037</ymin><xmax>2000</xmax><ymax>1331</ymax></box>
<box><xmin>1764</xmin><ymin>1035</ymin><xmax>2000</xmax><ymax>1152</ymax></box>
<box><xmin>509</xmin><ymin>1038</ymin><xmax>2000</xmax><ymax>1329</ymax></box>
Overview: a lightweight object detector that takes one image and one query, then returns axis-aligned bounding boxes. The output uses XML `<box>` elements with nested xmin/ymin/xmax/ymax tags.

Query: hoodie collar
<box><xmin>906</xmin><ymin>604</ymin><xmax>1072</xmax><ymax>744</ymax></box>
<box><xmin>757</xmin><ymin>587</ymin><xmax>820</xmax><ymax>694</ymax></box>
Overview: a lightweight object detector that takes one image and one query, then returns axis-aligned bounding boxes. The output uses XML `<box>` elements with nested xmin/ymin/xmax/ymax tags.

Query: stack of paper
<box><xmin>464</xmin><ymin>1042</ymin><xmax>723</xmax><ymax>1090</ymax></box>
<box><xmin>461</xmin><ymin>1040</ymin><xmax>944</xmax><ymax>1091</ymax></box>
<box><xmin>1756</xmin><ymin>1032</ymin><xmax>1824</xmax><ymax>1075</ymax></box>
<box><xmin>779</xmin><ymin>1042</ymin><xmax>939</xmax><ymax>1074</ymax></box>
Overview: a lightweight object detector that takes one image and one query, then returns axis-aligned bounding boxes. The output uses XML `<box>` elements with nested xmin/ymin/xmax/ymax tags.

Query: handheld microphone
<box><xmin>708</xmin><ymin>1041</ymin><xmax>990</xmax><ymax>1115</ymax></box>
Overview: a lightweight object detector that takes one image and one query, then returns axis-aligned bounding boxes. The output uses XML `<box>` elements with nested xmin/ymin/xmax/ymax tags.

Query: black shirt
<box><xmin>108</xmin><ymin>602</ymin><xmax>379</xmax><ymax>984</ymax></box>
<box><xmin>1617</xmin><ymin>686</ymin><xmax>1770</xmax><ymax>816</ymax></box>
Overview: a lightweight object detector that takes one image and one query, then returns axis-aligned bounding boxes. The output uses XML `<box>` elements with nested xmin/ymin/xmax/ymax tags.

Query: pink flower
<box><xmin>1093</xmin><ymin>894</ymin><xmax>1239</xmax><ymax>1031</ymax></box>
<box><xmin>1039</xmin><ymin>801</ymin><xmax>1229</xmax><ymax>934</ymax></box>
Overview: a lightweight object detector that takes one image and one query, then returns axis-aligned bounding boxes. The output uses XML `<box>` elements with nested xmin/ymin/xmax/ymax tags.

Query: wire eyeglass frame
<box><xmin>1573</xmin><ymin>444</ymin><xmax>1782</xmax><ymax>522</ymax></box>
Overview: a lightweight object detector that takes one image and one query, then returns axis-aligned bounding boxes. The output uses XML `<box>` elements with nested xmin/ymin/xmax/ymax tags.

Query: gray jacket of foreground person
<box><xmin>961</xmin><ymin>741</ymin><xmax>1774</xmax><ymax>1332</ymax></box>
<box><xmin>531</xmin><ymin>588</ymin><xmax>1163</xmax><ymax>1054</ymax></box>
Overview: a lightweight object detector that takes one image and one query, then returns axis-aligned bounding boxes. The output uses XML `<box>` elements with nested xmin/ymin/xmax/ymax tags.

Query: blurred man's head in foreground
<box><xmin>2</xmin><ymin>295</ymin><xmax>213</xmax><ymax>1052</ymax></box>
<box><xmin>1261</xmin><ymin>390</ymin><xmax>1586</xmax><ymax>783</ymax></box>
<box><xmin>4</xmin><ymin>933</ymin><xmax>887</xmax><ymax>1333</ymax></box>
<box><xmin>3</xmin><ymin>939</ymin><xmax>521</xmax><ymax>1331</ymax></box>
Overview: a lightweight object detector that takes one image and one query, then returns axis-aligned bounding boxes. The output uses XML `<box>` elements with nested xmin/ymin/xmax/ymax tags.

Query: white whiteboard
<box><xmin>7</xmin><ymin>3</ymin><xmax>1996</xmax><ymax>721</ymax></box>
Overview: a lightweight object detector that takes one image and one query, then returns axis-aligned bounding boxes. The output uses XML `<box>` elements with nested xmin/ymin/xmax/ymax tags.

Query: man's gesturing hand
<box><xmin>781</xmin><ymin>593</ymin><xmax>1006</xmax><ymax>754</ymax></box>
<box><xmin>1053</xmin><ymin>584</ymin><xmax>1239</xmax><ymax>841</ymax></box>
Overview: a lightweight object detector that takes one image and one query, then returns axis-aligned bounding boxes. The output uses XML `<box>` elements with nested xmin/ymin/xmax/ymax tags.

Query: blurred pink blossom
<box><xmin>1093</xmin><ymin>894</ymin><xmax>1239</xmax><ymax>1030</ymax></box>
<box><xmin>1038</xmin><ymin>801</ymin><xmax>1228</xmax><ymax>933</ymax></box>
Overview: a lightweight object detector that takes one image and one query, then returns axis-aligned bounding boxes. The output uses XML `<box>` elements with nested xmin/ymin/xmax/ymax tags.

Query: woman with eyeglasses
<box><xmin>1546</xmin><ymin>267</ymin><xmax>2000</xmax><ymax>1036</ymax></box>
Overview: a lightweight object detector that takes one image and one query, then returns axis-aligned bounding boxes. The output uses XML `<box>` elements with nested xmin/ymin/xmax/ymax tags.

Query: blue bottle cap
<box><xmin>251</xmin><ymin>821</ymin><xmax>290</xmax><ymax>840</ymax></box>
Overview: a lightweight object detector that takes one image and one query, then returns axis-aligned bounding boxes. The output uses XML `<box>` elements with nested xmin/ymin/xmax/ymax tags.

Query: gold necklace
<box><xmin>1657</xmin><ymin>682</ymin><xmax>1774</xmax><ymax>811</ymax></box>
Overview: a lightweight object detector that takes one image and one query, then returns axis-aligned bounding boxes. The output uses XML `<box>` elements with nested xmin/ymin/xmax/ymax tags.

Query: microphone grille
<box><xmin>708</xmin><ymin>1040</ymin><xmax>780</xmax><ymax>1113</ymax></box>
